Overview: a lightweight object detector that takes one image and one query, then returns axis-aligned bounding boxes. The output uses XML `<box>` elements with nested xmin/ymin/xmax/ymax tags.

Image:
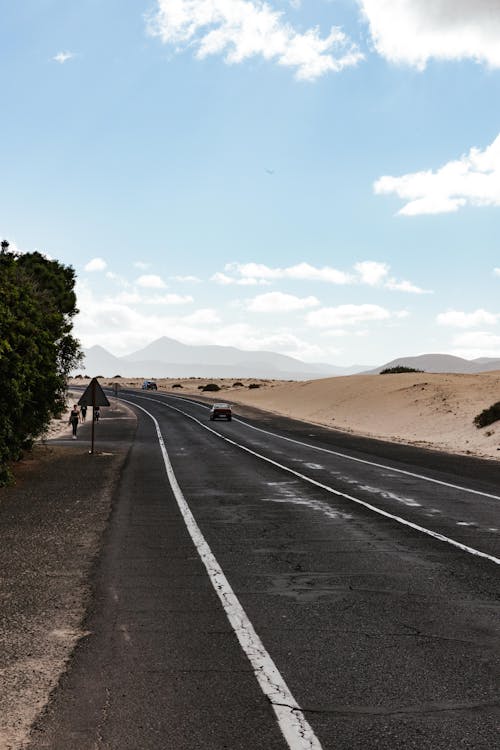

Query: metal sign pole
<box><xmin>78</xmin><ymin>377</ymin><xmax>109</xmax><ymax>457</ymax></box>
<box><xmin>90</xmin><ymin>379</ymin><xmax>96</xmax><ymax>455</ymax></box>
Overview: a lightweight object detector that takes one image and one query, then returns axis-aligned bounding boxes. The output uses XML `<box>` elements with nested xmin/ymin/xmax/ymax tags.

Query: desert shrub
<box><xmin>202</xmin><ymin>383</ymin><xmax>220</xmax><ymax>392</ymax></box>
<box><xmin>380</xmin><ymin>366</ymin><xmax>424</xmax><ymax>374</ymax></box>
<box><xmin>112</xmin><ymin>374</ymin><xmax>122</xmax><ymax>378</ymax></box>
<box><xmin>248</xmin><ymin>383</ymin><xmax>261</xmax><ymax>389</ymax></box>
<box><xmin>172</xmin><ymin>383</ymin><xmax>183</xmax><ymax>389</ymax></box>
<box><xmin>473</xmin><ymin>402</ymin><xmax>500</xmax><ymax>429</ymax></box>
<box><xmin>233</xmin><ymin>382</ymin><xmax>244</xmax><ymax>387</ymax></box>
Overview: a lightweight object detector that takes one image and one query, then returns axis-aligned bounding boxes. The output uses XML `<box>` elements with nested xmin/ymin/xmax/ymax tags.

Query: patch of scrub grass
<box><xmin>473</xmin><ymin>402</ymin><xmax>500</xmax><ymax>429</ymax></box>
<box><xmin>380</xmin><ymin>366</ymin><xmax>424</xmax><ymax>374</ymax></box>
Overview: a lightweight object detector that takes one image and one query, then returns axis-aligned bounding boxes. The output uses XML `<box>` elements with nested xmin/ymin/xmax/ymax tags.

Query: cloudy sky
<box><xmin>2</xmin><ymin>1</ymin><xmax>500</xmax><ymax>366</ymax></box>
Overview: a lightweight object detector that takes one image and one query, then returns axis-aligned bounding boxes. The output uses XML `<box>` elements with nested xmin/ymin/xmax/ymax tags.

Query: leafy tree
<box><xmin>0</xmin><ymin>242</ymin><xmax>81</xmax><ymax>483</ymax></box>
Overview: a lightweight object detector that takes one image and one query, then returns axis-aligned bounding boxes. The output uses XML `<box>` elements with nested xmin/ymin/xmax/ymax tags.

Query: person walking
<box><xmin>94</xmin><ymin>405</ymin><xmax>100</xmax><ymax>422</ymax></box>
<box><xmin>68</xmin><ymin>404</ymin><xmax>80</xmax><ymax>440</ymax></box>
<box><xmin>80</xmin><ymin>404</ymin><xmax>87</xmax><ymax>422</ymax></box>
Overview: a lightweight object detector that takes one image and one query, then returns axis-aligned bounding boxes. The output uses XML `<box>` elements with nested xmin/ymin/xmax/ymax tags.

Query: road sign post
<box><xmin>78</xmin><ymin>378</ymin><xmax>110</xmax><ymax>455</ymax></box>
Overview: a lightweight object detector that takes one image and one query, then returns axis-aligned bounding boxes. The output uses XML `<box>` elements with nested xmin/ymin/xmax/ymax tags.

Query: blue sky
<box><xmin>2</xmin><ymin>0</ymin><xmax>500</xmax><ymax>366</ymax></box>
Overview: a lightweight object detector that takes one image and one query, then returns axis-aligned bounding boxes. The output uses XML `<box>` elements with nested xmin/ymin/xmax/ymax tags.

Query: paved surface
<box><xmin>4</xmin><ymin>390</ymin><xmax>500</xmax><ymax>749</ymax></box>
<box><xmin>0</xmin><ymin>399</ymin><xmax>135</xmax><ymax>750</ymax></box>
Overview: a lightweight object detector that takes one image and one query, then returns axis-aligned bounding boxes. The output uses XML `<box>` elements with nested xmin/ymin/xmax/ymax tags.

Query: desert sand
<box><xmin>70</xmin><ymin>371</ymin><xmax>500</xmax><ymax>460</ymax></box>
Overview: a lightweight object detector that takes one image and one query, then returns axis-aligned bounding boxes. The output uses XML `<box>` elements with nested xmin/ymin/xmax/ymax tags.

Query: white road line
<box><xmin>120</xmin><ymin>398</ymin><xmax>323</xmax><ymax>750</ymax></box>
<box><xmin>132</xmin><ymin>395</ymin><xmax>500</xmax><ymax>568</ymax></box>
<box><xmin>158</xmin><ymin>393</ymin><xmax>500</xmax><ymax>503</ymax></box>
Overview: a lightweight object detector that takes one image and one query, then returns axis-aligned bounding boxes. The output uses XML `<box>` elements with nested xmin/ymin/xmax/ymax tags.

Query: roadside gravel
<box><xmin>0</xmin><ymin>401</ymin><xmax>136</xmax><ymax>750</ymax></box>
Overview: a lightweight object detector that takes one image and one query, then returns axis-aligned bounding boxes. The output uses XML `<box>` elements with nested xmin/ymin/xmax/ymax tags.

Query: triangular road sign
<box><xmin>78</xmin><ymin>377</ymin><xmax>110</xmax><ymax>408</ymax></box>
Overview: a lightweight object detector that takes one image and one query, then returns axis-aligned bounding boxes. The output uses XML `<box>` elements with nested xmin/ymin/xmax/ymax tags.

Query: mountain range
<box><xmin>367</xmin><ymin>353</ymin><xmax>500</xmax><ymax>375</ymax></box>
<box><xmin>77</xmin><ymin>337</ymin><xmax>364</xmax><ymax>379</ymax></box>
<box><xmin>75</xmin><ymin>337</ymin><xmax>500</xmax><ymax>379</ymax></box>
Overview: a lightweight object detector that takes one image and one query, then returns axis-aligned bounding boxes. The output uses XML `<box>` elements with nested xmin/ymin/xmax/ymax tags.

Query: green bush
<box><xmin>172</xmin><ymin>383</ymin><xmax>183</xmax><ymax>389</ymax></box>
<box><xmin>0</xmin><ymin>242</ymin><xmax>81</xmax><ymax>483</ymax></box>
<box><xmin>202</xmin><ymin>383</ymin><xmax>220</xmax><ymax>392</ymax></box>
<box><xmin>473</xmin><ymin>402</ymin><xmax>500</xmax><ymax>429</ymax></box>
<box><xmin>380</xmin><ymin>366</ymin><xmax>424</xmax><ymax>374</ymax></box>
<box><xmin>248</xmin><ymin>383</ymin><xmax>261</xmax><ymax>389</ymax></box>
<box><xmin>233</xmin><ymin>382</ymin><xmax>244</xmax><ymax>387</ymax></box>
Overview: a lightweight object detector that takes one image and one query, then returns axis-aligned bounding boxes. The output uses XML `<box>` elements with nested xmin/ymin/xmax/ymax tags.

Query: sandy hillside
<box><xmin>71</xmin><ymin>372</ymin><xmax>500</xmax><ymax>460</ymax></box>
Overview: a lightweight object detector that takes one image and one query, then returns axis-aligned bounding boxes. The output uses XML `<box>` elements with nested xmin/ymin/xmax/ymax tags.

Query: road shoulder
<box><xmin>0</xmin><ymin>400</ymin><xmax>136</xmax><ymax>750</ymax></box>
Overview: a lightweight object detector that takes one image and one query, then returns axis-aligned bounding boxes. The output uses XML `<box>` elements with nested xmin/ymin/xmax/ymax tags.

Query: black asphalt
<box><xmin>27</xmin><ymin>391</ymin><xmax>500</xmax><ymax>749</ymax></box>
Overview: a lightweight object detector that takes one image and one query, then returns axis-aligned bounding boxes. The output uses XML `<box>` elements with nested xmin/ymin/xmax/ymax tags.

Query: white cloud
<box><xmin>221</xmin><ymin>260</ymin><xmax>429</xmax><ymax>293</ymax></box>
<box><xmin>494</xmin><ymin>268</ymin><xmax>500</xmax><ymax>277</ymax></box>
<box><xmin>354</xmin><ymin>261</ymin><xmax>430</xmax><ymax>293</ymax></box>
<box><xmin>241</xmin><ymin>331</ymin><xmax>332</xmax><ymax>361</ymax></box>
<box><xmin>105</xmin><ymin>271</ymin><xmax>131</xmax><ymax>287</ymax></box>
<box><xmin>74</xmin><ymin>281</ymin><xmax>340</xmax><ymax>362</ymax></box>
<box><xmin>385</xmin><ymin>279</ymin><xmax>430</xmax><ymax>294</ymax></box>
<box><xmin>107</xmin><ymin>291</ymin><xmax>142</xmax><ymax>305</ymax></box>
<box><xmin>359</xmin><ymin>0</ymin><xmax>500</xmax><ymax>69</ymax></box>
<box><xmin>148</xmin><ymin>0</ymin><xmax>363</xmax><ymax>80</ymax></box>
<box><xmin>306</xmin><ymin>304</ymin><xmax>392</xmax><ymax>328</ymax></box>
<box><xmin>144</xmin><ymin>293</ymin><xmax>194</xmax><ymax>305</ymax></box>
<box><xmin>436</xmin><ymin>309</ymin><xmax>499</xmax><ymax>328</ymax></box>
<box><xmin>74</xmin><ymin>281</ymin><xmax>217</xmax><ymax>353</ymax></box>
<box><xmin>53</xmin><ymin>51</ymin><xmax>75</xmax><ymax>64</ymax></box>
<box><xmin>354</xmin><ymin>261</ymin><xmax>389</xmax><ymax>286</ymax></box>
<box><xmin>105</xmin><ymin>290</ymin><xmax>193</xmax><ymax>306</ymax></box>
<box><xmin>450</xmin><ymin>330</ymin><xmax>500</xmax><ymax>359</ymax></box>
<box><xmin>246</xmin><ymin>291</ymin><xmax>319</xmax><ymax>312</ymax></box>
<box><xmin>133</xmin><ymin>261</ymin><xmax>150</xmax><ymax>270</ymax></box>
<box><xmin>136</xmin><ymin>274</ymin><xmax>167</xmax><ymax>288</ymax></box>
<box><xmin>211</xmin><ymin>271</ymin><xmax>271</xmax><ymax>286</ymax></box>
<box><xmin>183</xmin><ymin>308</ymin><xmax>220</xmax><ymax>324</ymax></box>
<box><xmin>171</xmin><ymin>274</ymin><xmax>202</xmax><ymax>283</ymax></box>
<box><xmin>84</xmin><ymin>257</ymin><xmax>107</xmax><ymax>272</ymax></box>
<box><xmin>224</xmin><ymin>261</ymin><xmax>353</xmax><ymax>284</ymax></box>
<box><xmin>374</xmin><ymin>133</ymin><xmax>500</xmax><ymax>216</ymax></box>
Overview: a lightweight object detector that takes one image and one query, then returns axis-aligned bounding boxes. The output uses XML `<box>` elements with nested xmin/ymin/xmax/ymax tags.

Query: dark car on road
<box><xmin>142</xmin><ymin>380</ymin><xmax>158</xmax><ymax>390</ymax></box>
<box><xmin>209</xmin><ymin>403</ymin><xmax>232</xmax><ymax>421</ymax></box>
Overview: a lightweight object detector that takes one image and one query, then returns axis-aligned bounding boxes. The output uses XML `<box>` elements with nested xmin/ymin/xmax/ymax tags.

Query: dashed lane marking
<box><xmin>157</xmin><ymin>393</ymin><xmax>500</xmax><ymax>503</ymax></box>
<box><xmin>130</xmin><ymin>394</ymin><xmax>500</xmax><ymax>568</ymax></box>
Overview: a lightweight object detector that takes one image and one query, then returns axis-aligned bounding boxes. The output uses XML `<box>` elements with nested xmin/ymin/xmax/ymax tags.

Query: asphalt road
<box><xmin>28</xmin><ymin>390</ymin><xmax>500</xmax><ymax>749</ymax></box>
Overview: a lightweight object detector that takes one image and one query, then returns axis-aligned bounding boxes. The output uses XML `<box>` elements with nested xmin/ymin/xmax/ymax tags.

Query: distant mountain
<box><xmin>369</xmin><ymin>353</ymin><xmax>500</xmax><ymax>374</ymax></box>
<box><xmin>76</xmin><ymin>337</ymin><xmax>367</xmax><ymax>379</ymax></box>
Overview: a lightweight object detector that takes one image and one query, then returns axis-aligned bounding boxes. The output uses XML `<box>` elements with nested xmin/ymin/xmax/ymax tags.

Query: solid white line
<box><xmin>159</xmin><ymin>393</ymin><xmax>500</xmax><ymax>503</ymax></box>
<box><xmin>134</xmin><ymin>395</ymin><xmax>500</xmax><ymax>568</ymax></box>
<box><xmin>120</xmin><ymin>398</ymin><xmax>323</xmax><ymax>750</ymax></box>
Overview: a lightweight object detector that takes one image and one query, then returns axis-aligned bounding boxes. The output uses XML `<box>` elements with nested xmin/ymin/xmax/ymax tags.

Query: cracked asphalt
<box><xmin>4</xmin><ymin>390</ymin><xmax>500</xmax><ymax>749</ymax></box>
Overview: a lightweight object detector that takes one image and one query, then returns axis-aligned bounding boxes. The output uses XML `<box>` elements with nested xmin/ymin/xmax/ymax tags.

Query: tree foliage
<box><xmin>0</xmin><ymin>242</ymin><xmax>81</xmax><ymax>483</ymax></box>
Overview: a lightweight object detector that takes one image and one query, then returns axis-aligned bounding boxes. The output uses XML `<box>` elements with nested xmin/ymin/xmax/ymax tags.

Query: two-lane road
<box><xmin>29</xmin><ymin>391</ymin><xmax>500</xmax><ymax>749</ymax></box>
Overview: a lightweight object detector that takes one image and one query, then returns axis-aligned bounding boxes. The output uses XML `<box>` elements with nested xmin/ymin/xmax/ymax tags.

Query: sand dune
<box><xmin>75</xmin><ymin>371</ymin><xmax>500</xmax><ymax>460</ymax></box>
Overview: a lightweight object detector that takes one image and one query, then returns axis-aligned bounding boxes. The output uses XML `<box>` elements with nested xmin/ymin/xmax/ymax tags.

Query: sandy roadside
<box><xmin>0</xmin><ymin>400</ymin><xmax>136</xmax><ymax>750</ymax></box>
<box><xmin>38</xmin><ymin>390</ymin><xmax>88</xmax><ymax>443</ymax></box>
<box><xmin>74</xmin><ymin>371</ymin><xmax>500</xmax><ymax>461</ymax></box>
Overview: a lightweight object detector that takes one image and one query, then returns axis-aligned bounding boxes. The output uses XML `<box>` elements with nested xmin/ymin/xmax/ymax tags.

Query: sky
<box><xmin>1</xmin><ymin>0</ymin><xmax>500</xmax><ymax>367</ymax></box>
